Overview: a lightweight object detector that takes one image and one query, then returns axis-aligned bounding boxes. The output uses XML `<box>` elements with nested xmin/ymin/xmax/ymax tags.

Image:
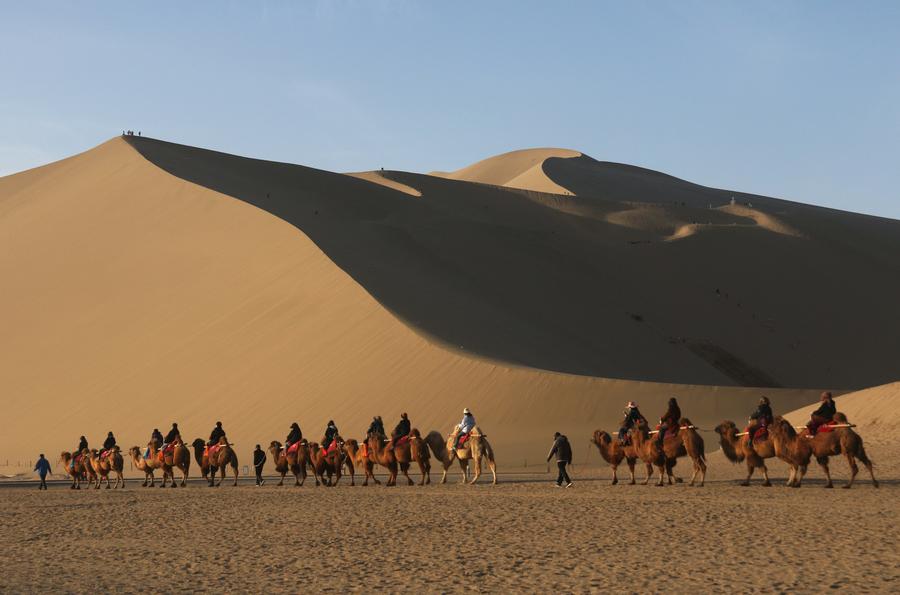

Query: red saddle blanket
<box><xmin>654</xmin><ymin>425</ymin><xmax>678</xmax><ymax>438</ymax></box>
<box><xmin>395</xmin><ymin>435</ymin><xmax>410</xmax><ymax>447</ymax></box>
<box><xmin>457</xmin><ymin>433</ymin><xmax>470</xmax><ymax>447</ymax></box>
<box><xmin>100</xmin><ymin>450</ymin><xmax>112</xmax><ymax>460</ymax></box>
<box><xmin>744</xmin><ymin>426</ymin><xmax>769</xmax><ymax>441</ymax></box>
<box><xmin>815</xmin><ymin>421</ymin><xmax>839</xmax><ymax>434</ymax></box>
<box><xmin>322</xmin><ymin>441</ymin><xmax>339</xmax><ymax>456</ymax></box>
<box><xmin>286</xmin><ymin>442</ymin><xmax>301</xmax><ymax>455</ymax></box>
<box><xmin>205</xmin><ymin>444</ymin><xmax>222</xmax><ymax>459</ymax></box>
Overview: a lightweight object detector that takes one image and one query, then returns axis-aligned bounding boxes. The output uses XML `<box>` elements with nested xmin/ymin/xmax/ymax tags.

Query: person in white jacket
<box><xmin>455</xmin><ymin>408</ymin><xmax>476</xmax><ymax>448</ymax></box>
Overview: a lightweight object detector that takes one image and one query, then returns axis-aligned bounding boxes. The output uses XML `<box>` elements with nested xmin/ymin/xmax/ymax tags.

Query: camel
<box><xmin>662</xmin><ymin>418</ymin><xmax>706</xmax><ymax>487</ymax></box>
<box><xmin>715</xmin><ymin>421</ymin><xmax>775</xmax><ymax>487</ymax></box>
<box><xmin>87</xmin><ymin>447</ymin><xmax>125</xmax><ymax>489</ymax></box>
<box><xmin>308</xmin><ymin>439</ymin><xmax>343</xmax><ymax>486</ymax></box>
<box><xmin>590</xmin><ymin>430</ymin><xmax>650</xmax><ymax>485</ymax></box>
<box><xmin>341</xmin><ymin>439</ymin><xmax>360</xmax><ymax>486</ymax></box>
<box><xmin>408</xmin><ymin>429</ymin><xmax>432</xmax><ymax>485</ymax></box>
<box><xmin>628</xmin><ymin>423</ymin><xmax>668</xmax><ymax>486</ymax></box>
<box><xmin>768</xmin><ymin>415</ymin><xmax>877</xmax><ymax>489</ymax></box>
<box><xmin>127</xmin><ymin>446</ymin><xmax>157</xmax><ymax>487</ymax></box>
<box><xmin>425</xmin><ymin>425</ymin><xmax>496</xmax><ymax>485</ymax></box>
<box><xmin>146</xmin><ymin>440</ymin><xmax>190</xmax><ymax>487</ymax></box>
<box><xmin>192</xmin><ymin>437</ymin><xmax>238</xmax><ymax>486</ymax></box>
<box><xmin>365</xmin><ymin>433</ymin><xmax>399</xmax><ymax>486</ymax></box>
<box><xmin>60</xmin><ymin>451</ymin><xmax>90</xmax><ymax>490</ymax></box>
<box><xmin>268</xmin><ymin>440</ymin><xmax>309</xmax><ymax>486</ymax></box>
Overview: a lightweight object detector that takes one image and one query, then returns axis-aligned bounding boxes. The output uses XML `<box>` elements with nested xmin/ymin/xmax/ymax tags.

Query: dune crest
<box><xmin>346</xmin><ymin>170</ymin><xmax>422</xmax><ymax>197</ymax></box>
<box><xmin>431</xmin><ymin>147</ymin><xmax>580</xmax><ymax>194</ymax></box>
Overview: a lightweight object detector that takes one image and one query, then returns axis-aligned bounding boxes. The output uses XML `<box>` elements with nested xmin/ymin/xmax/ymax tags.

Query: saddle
<box><xmin>205</xmin><ymin>444</ymin><xmax>222</xmax><ymax>459</ymax></box>
<box><xmin>286</xmin><ymin>441</ymin><xmax>301</xmax><ymax>455</ymax></box>
<box><xmin>619</xmin><ymin>434</ymin><xmax>633</xmax><ymax>447</ymax></box>
<box><xmin>322</xmin><ymin>441</ymin><xmax>339</xmax><ymax>456</ymax></box>
<box><xmin>395</xmin><ymin>435</ymin><xmax>410</xmax><ymax>447</ymax></box>
<box><xmin>745</xmin><ymin>426</ymin><xmax>769</xmax><ymax>441</ymax></box>
<box><xmin>654</xmin><ymin>424</ymin><xmax>678</xmax><ymax>439</ymax></box>
<box><xmin>100</xmin><ymin>450</ymin><xmax>111</xmax><ymax>460</ymax></box>
<box><xmin>457</xmin><ymin>433</ymin><xmax>471</xmax><ymax>447</ymax></box>
<box><xmin>360</xmin><ymin>443</ymin><xmax>369</xmax><ymax>458</ymax></box>
<box><xmin>814</xmin><ymin>420</ymin><xmax>839</xmax><ymax>434</ymax></box>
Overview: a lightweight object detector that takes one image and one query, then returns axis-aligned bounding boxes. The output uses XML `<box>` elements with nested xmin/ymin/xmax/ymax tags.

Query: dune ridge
<box><xmin>431</xmin><ymin>147</ymin><xmax>580</xmax><ymax>194</ymax></box>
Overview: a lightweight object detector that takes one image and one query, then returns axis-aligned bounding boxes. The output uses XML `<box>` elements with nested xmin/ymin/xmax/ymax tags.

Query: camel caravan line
<box><xmin>59</xmin><ymin>421</ymin><xmax>497</xmax><ymax>490</ymax></box>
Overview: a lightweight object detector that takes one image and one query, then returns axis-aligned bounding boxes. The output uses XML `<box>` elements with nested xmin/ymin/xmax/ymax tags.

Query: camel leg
<box><xmin>233</xmin><ymin>464</ymin><xmax>239</xmax><ymax>487</ymax></box>
<box><xmin>642</xmin><ymin>462</ymin><xmax>651</xmax><ymax>485</ymax></box>
<box><xmin>489</xmin><ymin>459</ymin><xmax>497</xmax><ymax>485</ymax></box>
<box><xmin>760</xmin><ymin>464</ymin><xmax>771</xmax><ymax>487</ymax></box>
<box><xmin>656</xmin><ymin>465</ymin><xmax>666</xmax><ymax>486</ymax></box>
<box><xmin>627</xmin><ymin>460</ymin><xmax>636</xmax><ymax>485</ymax></box>
<box><xmin>458</xmin><ymin>459</ymin><xmax>469</xmax><ymax>484</ymax></box>
<box><xmin>611</xmin><ymin>464</ymin><xmax>618</xmax><ymax>485</ymax></box>
<box><xmin>795</xmin><ymin>464</ymin><xmax>808</xmax><ymax>488</ymax></box>
<box><xmin>816</xmin><ymin>457</ymin><xmax>833</xmax><ymax>488</ymax></box>
<box><xmin>698</xmin><ymin>458</ymin><xmax>706</xmax><ymax>487</ymax></box>
<box><xmin>469</xmin><ymin>458</ymin><xmax>482</xmax><ymax>485</ymax></box>
<box><xmin>400</xmin><ymin>462</ymin><xmax>413</xmax><ymax>486</ymax></box>
<box><xmin>742</xmin><ymin>463</ymin><xmax>755</xmax><ymax>487</ymax></box>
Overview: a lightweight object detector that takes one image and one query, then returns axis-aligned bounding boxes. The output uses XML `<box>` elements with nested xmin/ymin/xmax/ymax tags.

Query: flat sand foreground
<box><xmin>2</xmin><ymin>466</ymin><xmax>895</xmax><ymax>594</ymax></box>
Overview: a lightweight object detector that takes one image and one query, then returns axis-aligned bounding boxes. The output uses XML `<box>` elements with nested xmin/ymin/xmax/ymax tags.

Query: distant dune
<box><xmin>1</xmin><ymin>136</ymin><xmax>898</xmax><ymax>467</ymax></box>
<box><xmin>431</xmin><ymin>147</ymin><xmax>580</xmax><ymax>194</ymax></box>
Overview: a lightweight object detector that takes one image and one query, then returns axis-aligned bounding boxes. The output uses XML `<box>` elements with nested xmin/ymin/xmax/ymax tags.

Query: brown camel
<box><xmin>365</xmin><ymin>433</ymin><xmax>399</xmax><ymax>486</ymax></box>
<box><xmin>408</xmin><ymin>429</ymin><xmax>432</xmax><ymax>485</ymax></box>
<box><xmin>663</xmin><ymin>418</ymin><xmax>706</xmax><ymax>487</ymax></box>
<box><xmin>127</xmin><ymin>446</ymin><xmax>157</xmax><ymax>487</ymax></box>
<box><xmin>192</xmin><ymin>437</ymin><xmax>238</xmax><ymax>486</ymax></box>
<box><xmin>768</xmin><ymin>415</ymin><xmax>877</xmax><ymax>489</ymax></box>
<box><xmin>341</xmin><ymin>439</ymin><xmax>360</xmax><ymax>486</ymax></box>
<box><xmin>147</xmin><ymin>439</ymin><xmax>190</xmax><ymax>487</ymax></box>
<box><xmin>59</xmin><ymin>451</ymin><xmax>90</xmax><ymax>490</ymax></box>
<box><xmin>308</xmin><ymin>439</ymin><xmax>343</xmax><ymax>487</ymax></box>
<box><xmin>87</xmin><ymin>447</ymin><xmax>125</xmax><ymax>489</ymax></box>
<box><xmin>590</xmin><ymin>430</ymin><xmax>650</xmax><ymax>485</ymax></box>
<box><xmin>715</xmin><ymin>421</ymin><xmax>775</xmax><ymax>487</ymax></box>
<box><xmin>426</xmin><ymin>425</ymin><xmax>496</xmax><ymax>484</ymax></box>
<box><xmin>268</xmin><ymin>440</ymin><xmax>309</xmax><ymax>486</ymax></box>
<box><xmin>628</xmin><ymin>423</ymin><xmax>668</xmax><ymax>486</ymax></box>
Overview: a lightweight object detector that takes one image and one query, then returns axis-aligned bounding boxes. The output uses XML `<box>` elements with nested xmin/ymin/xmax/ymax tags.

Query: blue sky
<box><xmin>2</xmin><ymin>1</ymin><xmax>899</xmax><ymax>218</ymax></box>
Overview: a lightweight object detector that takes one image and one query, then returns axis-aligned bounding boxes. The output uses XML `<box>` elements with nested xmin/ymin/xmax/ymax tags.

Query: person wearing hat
<box><xmin>285</xmin><ymin>422</ymin><xmax>302</xmax><ymax>453</ymax></box>
<box><xmin>807</xmin><ymin>391</ymin><xmax>836</xmax><ymax>436</ymax></box>
<box><xmin>618</xmin><ymin>401</ymin><xmax>647</xmax><ymax>444</ymax></box>
<box><xmin>455</xmin><ymin>408</ymin><xmax>476</xmax><ymax>449</ymax></box>
<box><xmin>745</xmin><ymin>396</ymin><xmax>774</xmax><ymax>448</ymax></box>
<box><xmin>322</xmin><ymin>420</ymin><xmax>339</xmax><ymax>451</ymax></box>
<box><xmin>546</xmin><ymin>432</ymin><xmax>573</xmax><ymax>488</ymax></box>
<box><xmin>391</xmin><ymin>413</ymin><xmax>411</xmax><ymax>447</ymax></box>
<box><xmin>207</xmin><ymin>421</ymin><xmax>226</xmax><ymax>447</ymax></box>
<box><xmin>34</xmin><ymin>454</ymin><xmax>52</xmax><ymax>490</ymax></box>
<box><xmin>252</xmin><ymin>444</ymin><xmax>266</xmax><ymax>486</ymax></box>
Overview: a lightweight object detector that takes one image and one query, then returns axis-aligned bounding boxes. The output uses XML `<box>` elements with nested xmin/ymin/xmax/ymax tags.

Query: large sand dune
<box><xmin>1</xmin><ymin>136</ymin><xmax>897</xmax><ymax>470</ymax></box>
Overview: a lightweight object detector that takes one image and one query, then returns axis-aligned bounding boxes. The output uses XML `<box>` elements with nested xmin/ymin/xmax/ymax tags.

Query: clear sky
<box><xmin>2</xmin><ymin>2</ymin><xmax>899</xmax><ymax>218</ymax></box>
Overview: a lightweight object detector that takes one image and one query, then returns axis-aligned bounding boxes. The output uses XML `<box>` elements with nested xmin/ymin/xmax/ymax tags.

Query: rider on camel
<box><xmin>207</xmin><ymin>421</ymin><xmax>226</xmax><ymax>447</ymax></box>
<box><xmin>151</xmin><ymin>428</ymin><xmax>163</xmax><ymax>450</ymax></box>
<box><xmin>391</xmin><ymin>413</ymin><xmax>411</xmax><ymax>447</ymax></box>
<box><xmin>807</xmin><ymin>391</ymin><xmax>836</xmax><ymax>436</ymax></box>
<box><xmin>456</xmin><ymin>408</ymin><xmax>476</xmax><ymax>449</ymax></box>
<box><xmin>72</xmin><ymin>436</ymin><xmax>88</xmax><ymax>468</ymax></box>
<box><xmin>161</xmin><ymin>423</ymin><xmax>180</xmax><ymax>452</ymax></box>
<box><xmin>322</xmin><ymin>420</ymin><xmax>339</xmax><ymax>451</ymax></box>
<box><xmin>285</xmin><ymin>422</ymin><xmax>302</xmax><ymax>453</ymax></box>
<box><xmin>746</xmin><ymin>396</ymin><xmax>773</xmax><ymax>447</ymax></box>
<box><xmin>366</xmin><ymin>416</ymin><xmax>385</xmax><ymax>439</ymax></box>
<box><xmin>618</xmin><ymin>401</ymin><xmax>647</xmax><ymax>444</ymax></box>
<box><xmin>101</xmin><ymin>431</ymin><xmax>117</xmax><ymax>458</ymax></box>
<box><xmin>656</xmin><ymin>397</ymin><xmax>681</xmax><ymax>448</ymax></box>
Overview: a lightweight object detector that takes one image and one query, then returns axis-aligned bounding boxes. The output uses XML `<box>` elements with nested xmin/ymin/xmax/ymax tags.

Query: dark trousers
<box><xmin>255</xmin><ymin>466</ymin><xmax>264</xmax><ymax>485</ymax></box>
<box><xmin>39</xmin><ymin>475</ymin><xmax>48</xmax><ymax>489</ymax></box>
<box><xmin>556</xmin><ymin>461</ymin><xmax>571</xmax><ymax>485</ymax></box>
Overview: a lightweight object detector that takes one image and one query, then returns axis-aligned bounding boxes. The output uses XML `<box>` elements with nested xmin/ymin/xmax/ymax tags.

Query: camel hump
<box><xmin>833</xmin><ymin>412</ymin><xmax>849</xmax><ymax>424</ymax></box>
<box><xmin>410</xmin><ymin>428</ymin><xmax>421</xmax><ymax>438</ymax></box>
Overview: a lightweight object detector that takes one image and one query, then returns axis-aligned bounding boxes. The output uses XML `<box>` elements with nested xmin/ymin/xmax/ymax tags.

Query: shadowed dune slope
<box><xmin>125</xmin><ymin>136</ymin><xmax>900</xmax><ymax>390</ymax></box>
<box><xmin>431</xmin><ymin>147</ymin><xmax>580</xmax><ymax>194</ymax></box>
<box><xmin>0</xmin><ymin>137</ymin><xmax>827</xmax><ymax>467</ymax></box>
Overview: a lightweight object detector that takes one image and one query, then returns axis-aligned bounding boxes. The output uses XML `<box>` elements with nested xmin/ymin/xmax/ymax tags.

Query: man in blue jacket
<box><xmin>34</xmin><ymin>454</ymin><xmax>52</xmax><ymax>490</ymax></box>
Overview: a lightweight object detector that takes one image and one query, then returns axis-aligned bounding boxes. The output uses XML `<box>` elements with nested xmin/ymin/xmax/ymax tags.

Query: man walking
<box><xmin>34</xmin><ymin>454</ymin><xmax>52</xmax><ymax>490</ymax></box>
<box><xmin>546</xmin><ymin>432</ymin><xmax>573</xmax><ymax>488</ymax></box>
<box><xmin>253</xmin><ymin>444</ymin><xmax>266</xmax><ymax>486</ymax></box>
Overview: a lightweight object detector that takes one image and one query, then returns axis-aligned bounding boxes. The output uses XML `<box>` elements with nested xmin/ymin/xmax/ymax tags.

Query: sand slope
<box><xmin>431</xmin><ymin>147</ymin><xmax>580</xmax><ymax>194</ymax></box>
<box><xmin>0</xmin><ymin>138</ymin><xmax>830</xmax><ymax>469</ymax></box>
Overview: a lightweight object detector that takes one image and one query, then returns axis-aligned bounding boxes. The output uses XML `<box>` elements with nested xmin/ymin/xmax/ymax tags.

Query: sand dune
<box><xmin>431</xmin><ymin>147</ymin><xmax>580</xmax><ymax>194</ymax></box>
<box><xmin>1</xmin><ymin>136</ymin><xmax>899</xmax><ymax>473</ymax></box>
<box><xmin>347</xmin><ymin>170</ymin><xmax>422</xmax><ymax>197</ymax></box>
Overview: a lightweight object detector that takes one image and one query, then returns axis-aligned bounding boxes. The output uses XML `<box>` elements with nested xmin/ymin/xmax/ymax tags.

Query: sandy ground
<box><xmin>1</xmin><ymin>455</ymin><xmax>894</xmax><ymax>594</ymax></box>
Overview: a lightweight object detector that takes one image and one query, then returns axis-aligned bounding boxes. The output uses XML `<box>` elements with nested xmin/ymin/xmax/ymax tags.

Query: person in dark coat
<box><xmin>151</xmin><ymin>428</ymin><xmax>164</xmax><ymax>449</ymax></box>
<box><xmin>322</xmin><ymin>420</ymin><xmax>339</xmax><ymax>450</ymax></box>
<box><xmin>163</xmin><ymin>423</ymin><xmax>180</xmax><ymax>445</ymax></box>
<box><xmin>618</xmin><ymin>401</ymin><xmax>647</xmax><ymax>443</ymax></box>
<box><xmin>807</xmin><ymin>391</ymin><xmax>837</xmax><ymax>436</ymax></box>
<box><xmin>547</xmin><ymin>432</ymin><xmax>573</xmax><ymax>487</ymax></box>
<box><xmin>746</xmin><ymin>396</ymin><xmax>774</xmax><ymax>446</ymax></box>
<box><xmin>285</xmin><ymin>423</ymin><xmax>302</xmax><ymax>452</ymax></box>
<box><xmin>253</xmin><ymin>444</ymin><xmax>266</xmax><ymax>486</ymax></box>
<box><xmin>34</xmin><ymin>454</ymin><xmax>52</xmax><ymax>490</ymax></box>
<box><xmin>657</xmin><ymin>397</ymin><xmax>681</xmax><ymax>448</ymax></box>
<box><xmin>71</xmin><ymin>436</ymin><xmax>88</xmax><ymax>470</ymax></box>
<box><xmin>391</xmin><ymin>413</ymin><xmax>411</xmax><ymax>447</ymax></box>
<box><xmin>101</xmin><ymin>432</ymin><xmax>116</xmax><ymax>457</ymax></box>
<box><xmin>366</xmin><ymin>416</ymin><xmax>385</xmax><ymax>439</ymax></box>
<box><xmin>208</xmin><ymin>421</ymin><xmax>226</xmax><ymax>447</ymax></box>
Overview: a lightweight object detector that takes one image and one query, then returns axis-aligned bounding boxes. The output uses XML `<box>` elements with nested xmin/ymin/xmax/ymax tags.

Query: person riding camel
<box><xmin>746</xmin><ymin>396</ymin><xmax>774</xmax><ymax>446</ymax></box>
<box><xmin>618</xmin><ymin>401</ymin><xmax>647</xmax><ymax>444</ymax></box>
<box><xmin>366</xmin><ymin>416</ymin><xmax>385</xmax><ymax>439</ymax></box>
<box><xmin>391</xmin><ymin>413</ymin><xmax>411</xmax><ymax>447</ymax></box>
<box><xmin>322</xmin><ymin>420</ymin><xmax>339</xmax><ymax>451</ymax></box>
<box><xmin>100</xmin><ymin>431</ymin><xmax>117</xmax><ymax>458</ymax></box>
<box><xmin>656</xmin><ymin>397</ymin><xmax>681</xmax><ymax>448</ymax></box>
<box><xmin>285</xmin><ymin>422</ymin><xmax>302</xmax><ymax>453</ymax></box>
<box><xmin>207</xmin><ymin>421</ymin><xmax>226</xmax><ymax>447</ymax></box>
<box><xmin>807</xmin><ymin>391</ymin><xmax>836</xmax><ymax>436</ymax></box>
<box><xmin>151</xmin><ymin>428</ymin><xmax>163</xmax><ymax>450</ymax></box>
<box><xmin>72</xmin><ymin>436</ymin><xmax>88</xmax><ymax>468</ymax></box>
<box><xmin>456</xmin><ymin>408</ymin><xmax>476</xmax><ymax>449</ymax></box>
<box><xmin>158</xmin><ymin>423</ymin><xmax>180</xmax><ymax>456</ymax></box>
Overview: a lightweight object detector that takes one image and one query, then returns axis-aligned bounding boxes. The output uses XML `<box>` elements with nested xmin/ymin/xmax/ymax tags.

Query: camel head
<box><xmin>714</xmin><ymin>421</ymin><xmax>737</xmax><ymax>436</ymax></box>
<box><xmin>715</xmin><ymin>421</ymin><xmax>744</xmax><ymax>463</ymax></box>
<box><xmin>191</xmin><ymin>438</ymin><xmax>205</xmax><ymax>450</ymax></box>
<box><xmin>269</xmin><ymin>440</ymin><xmax>282</xmax><ymax>452</ymax></box>
<box><xmin>679</xmin><ymin>417</ymin><xmax>694</xmax><ymax>428</ymax></box>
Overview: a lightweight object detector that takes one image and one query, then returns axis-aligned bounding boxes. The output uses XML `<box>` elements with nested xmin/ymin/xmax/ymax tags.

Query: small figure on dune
<box><xmin>34</xmin><ymin>454</ymin><xmax>52</xmax><ymax>490</ymax></box>
<box><xmin>807</xmin><ymin>391</ymin><xmax>836</xmax><ymax>436</ymax></box>
<box><xmin>253</xmin><ymin>444</ymin><xmax>266</xmax><ymax>486</ymax></box>
<box><xmin>547</xmin><ymin>431</ymin><xmax>573</xmax><ymax>488</ymax></box>
<box><xmin>618</xmin><ymin>401</ymin><xmax>647</xmax><ymax>444</ymax></box>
